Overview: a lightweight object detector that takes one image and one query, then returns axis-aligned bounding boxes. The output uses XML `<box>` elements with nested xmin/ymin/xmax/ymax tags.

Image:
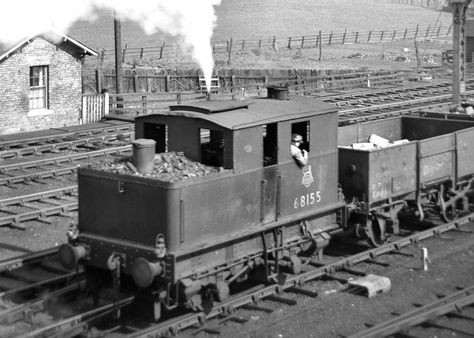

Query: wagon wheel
<box><xmin>437</xmin><ymin>185</ymin><xmax>459</xmax><ymax>223</ymax></box>
<box><xmin>85</xmin><ymin>266</ymin><xmax>102</xmax><ymax>306</ymax></box>
<box><xmin>364</xmin><ymin>216</ymin><xmax>387</xmax><ymax>247</ymax></box>
<box><xmin>200</xmin><ymin>287</ymin><xmax>214</xmax><ymax>315</ymax></box>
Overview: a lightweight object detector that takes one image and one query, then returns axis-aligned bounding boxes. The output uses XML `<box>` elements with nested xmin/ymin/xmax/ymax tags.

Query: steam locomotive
<box><xmin>59</xmin><ymin>88</ymin><xmax>474</xmax><ymax>320</ymax></box>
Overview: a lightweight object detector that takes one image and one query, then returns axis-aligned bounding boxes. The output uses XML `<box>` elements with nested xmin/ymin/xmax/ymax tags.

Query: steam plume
<box><xmin>0</xmin><ymin>0</ymin><xmax>221</xmax><ymax>92</ymax></box>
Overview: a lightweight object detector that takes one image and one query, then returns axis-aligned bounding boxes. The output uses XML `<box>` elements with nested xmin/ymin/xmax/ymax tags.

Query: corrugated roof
<box><xmin>0</xmin><ymin>31</ymin><xmax>98</xmax><ymax>64</ymax></box>
<box><xmin>139</xmin><ymin>96</ymin><xmax>337</xmax><ymax>130</ymax></box>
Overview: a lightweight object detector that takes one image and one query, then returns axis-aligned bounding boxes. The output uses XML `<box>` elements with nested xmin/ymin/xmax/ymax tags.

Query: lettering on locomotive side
<box><xmin>293</xmin><ymin>191</ymin><xmax>322</xmax><ymax>209</ymax></box>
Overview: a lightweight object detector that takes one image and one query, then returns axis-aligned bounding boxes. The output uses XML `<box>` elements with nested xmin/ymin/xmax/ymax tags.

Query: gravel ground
<box><xmin>208</xmin><ymin>225</ymin><xmax>474</xmax><ymax>338</ymax></box>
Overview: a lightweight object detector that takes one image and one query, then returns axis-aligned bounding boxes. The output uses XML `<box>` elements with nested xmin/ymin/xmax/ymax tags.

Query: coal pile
<box><xmin>90</xmin><ymin>151</ymin><xmax>223</xmax><ymax>182</ymax></box>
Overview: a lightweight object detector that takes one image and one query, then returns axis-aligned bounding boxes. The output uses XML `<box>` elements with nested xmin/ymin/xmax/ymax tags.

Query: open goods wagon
<box><xmin>338</xmin><ymin>115</ymin><xmax>474</xmax><ymax>245</ymax></box>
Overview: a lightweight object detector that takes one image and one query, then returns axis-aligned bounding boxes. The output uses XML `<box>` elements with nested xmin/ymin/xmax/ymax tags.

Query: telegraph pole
<box><xmin>451</xmin><ymin>0</ymin><xmax>472</xmax><ymax>105</ymax></box>
<box><xmin>114</xmin><ymin>12</ymin><xmax>124</xmax><ymax>100</ymax></box>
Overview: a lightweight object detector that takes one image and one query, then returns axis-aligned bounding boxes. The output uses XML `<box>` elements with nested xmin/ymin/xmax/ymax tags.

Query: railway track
<box><xmin>0</xmin><ymin>131</ymin><xmax>133</xmax><ymax>161</ymax></box>
<box><xmin>0</xmin><ymin>248</ymin><xmax>82</xmax><ymax>320</ymax></box>
<box><xmin>0</xmin><ymin>186</ymin><xmax>78</xmax><ymax>229</ymax></box>
<box><xmin>0</xmin><ymin>121</ymin><xmax>133</xmax><ymax>151</ymax></box>
<box><xmin>0</xmin><ymin>145</ymin><xmax>132</xmax><ymax>190</ymax></box>
<box><xmin>121</xmin><ymin>212</ymin><xmax>474</xmax><ymax>338</ymax></box>
<box><xmin>348</xmin><ymin>285</ymin><xmax>474</xmax><ymax>337</ymax></box>
<box><xmin>0</xmin><ymin>248</ymin><xmax>133</xmax><ymax>338</ymax></box>
<box><xmin>2</xmin><ymin>209</ymin><xmax>473</xmax><ymax>337</ymax></box>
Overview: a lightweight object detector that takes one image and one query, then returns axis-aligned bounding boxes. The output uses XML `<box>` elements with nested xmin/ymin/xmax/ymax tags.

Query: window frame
<box><xmin>29</xmin><ymin>65</ymin><xmax>49</xmax><ymax>110</ymax></box>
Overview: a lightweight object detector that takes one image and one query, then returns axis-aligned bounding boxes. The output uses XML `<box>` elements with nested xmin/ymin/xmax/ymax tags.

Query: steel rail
<box><xmin>0</xmin><ymin>280</ymin><xmax>87</xmax><ymax>324</ymax></box>
<box><xmin>0</xmin><ymin>270</ymin><xmax>82</xmax><ymax>300</ymax></box>
<box><xmin>0</xmin><ymin>165</ymin><xmax>78</xmax><ymax>186</ymax></box>
<box><xmin>347</xmin><ymin>285</ymin><xmax>474</xmax><ymax>338</ymax></box>
<box><xmin>0</xmin><ymin>186</ymin><xmax>78</xmax><ymax>207</ymax></box>
<box><xmin>130</xmin><ymin>213</ymin><xmax>474</xmax><ymax>337</ymax></box>
<box><xmin>0</xmin><ymin>144</ymin><xmax>132</xmax><ymax>173</ymax></box>
<box><xmin>0</xmin><ymin>247</ymin><xmax>60</xmax><ymax>272</ymax></box>
<box><xmin>16</xmin><ymin>296</ymin><xmax>135</xmax><ymax>338</ymax></box>
<box><xmin>0</xmin><ymin>123</ymin><xmax>134</xmax><ymax>149</ymax></box>
<box><xmin>0</xmin><ymin>187</ymin><xmax>79</xmax><ymax>229</ymax></box>
<box><xmin>0</xmin><ymin>131</ymin><xmax>133</xmax><ymax>160</ymax></box>
<box><xmin>323</xmin><ymin>82</ymin><xmax>453</xmax><ymax>105</ymax></box>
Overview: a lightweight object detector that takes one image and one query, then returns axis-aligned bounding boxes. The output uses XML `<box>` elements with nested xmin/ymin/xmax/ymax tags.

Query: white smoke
<box><xmin>0</xmin><ymin>0</ymin><xmax>221</xmax><ymax>92</ymax></box>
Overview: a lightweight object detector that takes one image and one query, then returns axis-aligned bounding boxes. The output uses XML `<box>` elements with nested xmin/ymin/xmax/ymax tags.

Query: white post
<box><xmin>422</xmin><ymin>247</ymin><xmax>430</xmax><ymax>271</ymax></box>
<box><xmin>103</xmin><ymin>91</ymin><xmax>110</xmax><ymax>117</ymax></box>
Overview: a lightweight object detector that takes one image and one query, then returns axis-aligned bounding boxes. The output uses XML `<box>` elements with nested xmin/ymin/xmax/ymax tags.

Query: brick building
<box><xmin>0</xmin><ymin>31</ymin><xmax>98</xmax><ymax>135</ymax></box>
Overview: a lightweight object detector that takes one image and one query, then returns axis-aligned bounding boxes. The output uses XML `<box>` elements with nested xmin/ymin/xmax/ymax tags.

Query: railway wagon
<box><xmin>59</xmin><ymin>92</ymin><xmax>346</xmax><ymax>319</ymax></box>
<box><xmin>338</xmin><ymin>115</ymin><xmax>474</xmax><ymax>246</ymax></box>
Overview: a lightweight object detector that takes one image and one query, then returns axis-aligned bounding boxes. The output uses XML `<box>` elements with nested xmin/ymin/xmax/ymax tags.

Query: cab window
<box><xmin>291</xmin><ymin>121</ymin><xmax>310</xmax><ymax>152</ymax></box>
<box><xmin>143</xmin><ymin>122</ymin><xmax>167</xmax><ymax>153</ymax></box>
<box><xmin>200</xmin><ymin>128</ymin><xmax>224</xmax><ymax>167</ymax></box>
<box><xmin>263</xmin><ymin>123</ymin><xmax>278</xmax><ymax>166</ymax></box>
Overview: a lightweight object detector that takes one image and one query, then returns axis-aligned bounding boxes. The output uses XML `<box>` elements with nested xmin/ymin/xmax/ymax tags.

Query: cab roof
<box><xmin>137</xmin><ymin>96</ymin><xmax>337</xmax><ymax>130</ymax></box>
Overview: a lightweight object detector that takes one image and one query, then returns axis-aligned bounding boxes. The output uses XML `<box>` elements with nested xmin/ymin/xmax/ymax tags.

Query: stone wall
<box><xmin>0</xmin><ymin>37</ymin><xmax>82</xmax><ymax>135</ymax></box>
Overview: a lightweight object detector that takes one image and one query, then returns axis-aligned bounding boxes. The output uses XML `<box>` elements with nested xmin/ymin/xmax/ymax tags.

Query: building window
<box><xmin>29</xmin><ymin>66</ymin><xmax>49</xmax><ymax>109</ymax></box>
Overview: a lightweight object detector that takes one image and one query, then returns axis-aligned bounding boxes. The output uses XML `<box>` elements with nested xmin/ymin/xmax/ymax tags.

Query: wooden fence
<box><xmin>88</xmin><ymin>68</ymin><xmax>410</xmax><ymax>94</ymax></box>
<box><xmin>81</xmin><ymin>92</ymin><xmax>109</xmax><ymax>123</ymax></box>
<box><xmin>98</xmin><ymin>24</ymin><xmax>452</xmax><ymax>64</ymax></box>
<box><xmin>104</xmin><ymin>70</ymin><xmax>407</xmax><ymax>115</ymax></box>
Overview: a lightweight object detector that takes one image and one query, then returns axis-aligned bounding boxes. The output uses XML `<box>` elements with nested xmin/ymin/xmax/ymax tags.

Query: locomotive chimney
<box><xmin>132</xmin><ymin>138</ymin><xmax>156</xmax><ymax>174</ymax></box>
<box><xmin>267</xmin><ymin>85</ymin><xmax>289</xmax><ymax>100</ymax></box>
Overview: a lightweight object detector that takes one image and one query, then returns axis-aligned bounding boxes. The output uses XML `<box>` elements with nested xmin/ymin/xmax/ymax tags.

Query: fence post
<box><xmin>288</xmin><ymin>37</ymin><xmax>292</xmax><ymax>49</ymax></box>
<box><xmin>355</xmin><ymin>31</ymin><xmax>359</xmax><ymax>44</ymax></box>
<box><xmin>258</xmin><ymin>39</ymin><xmax>262</xmax><ymax>50</ymax></box>
<box><xmin>272</xmin><ymin>36</ymin><xmax>277</xmax><ymax>50</ymax></box>
<box><xmin>104</xmin><ymin>91</ymin><xmax>109</xmax><ymax>116</ymax></box>
<box><xmin>141</xmin><ymin>95</ymin><xmax>147</xmax><ymax>115</ymax></box>
<box><xmin>380</xmin><ymin>31</ymin><xmax>384</xmax><ymax>42</ymax></box>
<box><xmin>228</xmin><ymin>38</ymin><xmax>233</xmax><ymax>64</ymax></box>
<box><xmin>342</xmin><ymin>30</ymin><xmax>346</xmax><ymax>45</ymax></box>
<box><xmin>318</xmin><ymin>30</ymin><xmax>322</xmax><ymax>61</ymax></box>
<box><xmin>415</xmin><ymin>24</ymin><xmax>419</xmax><ymax>39</ymax></box>
<box><xmin>122</xmin><ymin>48</ymin><xmax>126</xmax><ymax>63</ymax></box>
<box><xmin>447</xmin><ymin>23</ymin><xmax>452</xmax><ymax>35</ymax></box>
<box><xmin>392</xmin><ymin>30</ymin><xmax>396</xmax><ymax>41</ymax></box>
<box><xmin>160</xmin><ymin>42</ymin><xmax>166</xmax><ymax>59</ymax></box>
<box><xmin>328</xmin><ymin>31</ymin><xmax>333</xmax><ymax>45</ymax></box>
<box><xmin>165</xmin><ymin>75</ymin><xmax>171</xmax><ymax>92</ymax></box>
<box><xmin>425</xmin><ymin>25</ymin><xmax>430</xmax><ymax>38</ymax></box>
<box><xmin>133</xmin><ymin>74</ymin><xmax>139</xmax><ymax>93</ymax></box>
<box><xmin>231</xmin><ymin>75</ymin><xmax>236</xmax><ymax>92</ymax></box>
<box><xmin>437</xmin><ymin>25</ymin><xmax>441</xmax><ymax>38</ymax></box>
<box><xmin>241</xmin><ymin>39</ymin><xmax>245</xmax><ymax>49</ymax></box>
<box><xmin>140</xmin><ymin>48</ymin><xmax>144</xmax><ymax>59</ymax></box>
<box><xmin>95</xmin><ymin>69</ymin><xmax>102</xmax><ymax>94</ymax></box>
<box><xmin>367</xmin><ymin>31</ymin><xmax>372</xmax><ymax>43</ymax></box>
<box><xmin>404</xmin><ymin>28</ymin><xmax>408</xmax><ymax>39</ymax></box>
<box><xmin>301</xmin><ymin>36</ymin><xmax>305</xmax><ymax>49</ymax></box>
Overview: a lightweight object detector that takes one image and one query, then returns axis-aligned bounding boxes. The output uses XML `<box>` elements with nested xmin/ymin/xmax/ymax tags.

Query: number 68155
<box><xmin>293</xmin><ymin>191</ymin><xmax>321</xmax><ymax>209</ymax></box>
